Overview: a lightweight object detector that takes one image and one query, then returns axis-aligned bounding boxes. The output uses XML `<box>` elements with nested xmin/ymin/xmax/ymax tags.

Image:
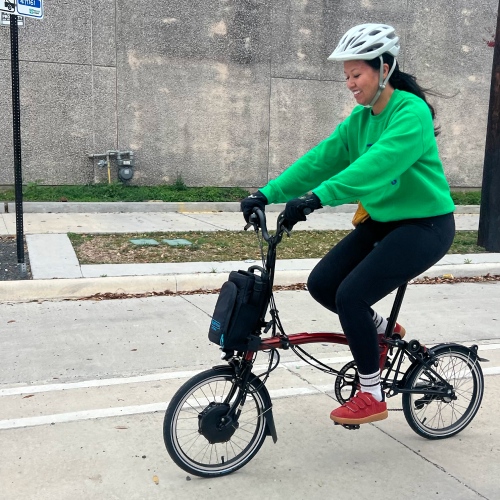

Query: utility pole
<box><xmin>10</xmin><ymin>12</ymin><xmax>26</xmax><ymax>275</ymax></box>
<box><xmin>478</xmin><ymin>3</ymin><xmax>500</xmax><ymax>251</ymax></box>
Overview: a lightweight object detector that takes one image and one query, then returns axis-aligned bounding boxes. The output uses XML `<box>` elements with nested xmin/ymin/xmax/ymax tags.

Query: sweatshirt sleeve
<box><xmin>260</xmin><ymin>119</ymin><xmax>351</xmax><ymax>204</ymax></box>
<box><xmin>313</xmin><ymin>111</ymin><xmax>425</xmax><ymax>206</ymax></box>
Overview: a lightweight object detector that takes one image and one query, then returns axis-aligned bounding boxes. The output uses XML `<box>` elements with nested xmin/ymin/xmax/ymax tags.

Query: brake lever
<box><xmin>244</xmin><ymin>213</ymin><xmax>259</xmax><ymax>232</ymax></box>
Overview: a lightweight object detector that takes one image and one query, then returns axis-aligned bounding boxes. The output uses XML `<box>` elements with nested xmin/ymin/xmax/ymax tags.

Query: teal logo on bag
<box><xmin>220</xmin><ymin>334</ymin><xmax>224</xmax><ymax>347</ymax></box>
<box><xmin>211</xmin><ymin>319</ymin><xmax>221</xmax><ymax>332</ymax></box>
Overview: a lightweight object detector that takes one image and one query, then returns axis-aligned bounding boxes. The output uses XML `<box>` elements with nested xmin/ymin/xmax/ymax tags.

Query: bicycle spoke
<box><xmin>183</xmin><ymin>400</ymin><xmax>202</xmax><ymax>414</ymax></box>
<box><xmin>184</xmin><ymin>432</ymin><xmax>202</xmax><ymax>453</ymax></box>
<box><xmin>194</xmin><ymin>442</ymin><xmax>210</xmax><ymax>462</ymax></box>
<box><xmin>235</xmin><ymin>426</ymin><xmax>255</xmax><ymax>436</ymax></box>
<box><xmin>197</xmin><ymin>387</ymin><xmax>212</xmax><ymax>406</ymax></box>
<box><xmin>178</xmin><ymin>432</ymin><xmax>202</xmax><ymax>447</ymax></box>
<box><xmin>229</xmin><ymin>439</ymin><xmax>238</xmax><ymax>459</ymax></box>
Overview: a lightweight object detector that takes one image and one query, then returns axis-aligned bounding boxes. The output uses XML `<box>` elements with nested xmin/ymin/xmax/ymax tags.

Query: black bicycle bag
<box><xmin>208</xmin><ymin>267</ymin><xmax>269</xmax><ymax>351</ymax></box>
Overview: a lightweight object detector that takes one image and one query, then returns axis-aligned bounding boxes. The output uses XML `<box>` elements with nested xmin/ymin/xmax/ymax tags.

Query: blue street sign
<box><xmin>16</xmin><ymin>0</ymin><xmax>42</xmax><ymax>19</ymax></box>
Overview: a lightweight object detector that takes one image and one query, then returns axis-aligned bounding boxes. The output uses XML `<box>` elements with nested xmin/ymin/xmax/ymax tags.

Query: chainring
<box><xmin>334</xmin><ymin>360</ymin><xmax>359</xmax><ymax>404</ymax></box>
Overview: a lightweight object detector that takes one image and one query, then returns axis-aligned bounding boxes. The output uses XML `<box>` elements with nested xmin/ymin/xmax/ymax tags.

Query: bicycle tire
<box><xmin>402</xmin><ymin>344</ymin><xmax>484</xmax><ymax>439</ymax></box>
<box><xmin>163</xmin><ymin>367</ymin><xmax>269</xmax><ymax>477</ymax></box>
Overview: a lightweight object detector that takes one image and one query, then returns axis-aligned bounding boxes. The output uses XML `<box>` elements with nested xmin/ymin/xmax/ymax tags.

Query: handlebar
<box><xmin>244</xmin><ymin>205</ymin><xmax>312</xmax><ymax>242</ymax></box>
<box><xmin>246</xmin><ymin>208</ymin><xmax>271</xmax><ymax>241</ymax></box>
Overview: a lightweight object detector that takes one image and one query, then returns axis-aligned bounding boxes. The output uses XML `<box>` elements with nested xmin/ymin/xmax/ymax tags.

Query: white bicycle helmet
<box><xmin>328</xmin><ymin>24</ymin><xmax>400</xmax><ymax>108</ymax></box>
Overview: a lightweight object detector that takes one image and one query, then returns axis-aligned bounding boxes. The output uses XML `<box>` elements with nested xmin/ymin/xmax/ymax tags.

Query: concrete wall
<box><xmin>0</xmin><ymin>0</ymin><xmax>495</xmax><ymax>188</ymax></box>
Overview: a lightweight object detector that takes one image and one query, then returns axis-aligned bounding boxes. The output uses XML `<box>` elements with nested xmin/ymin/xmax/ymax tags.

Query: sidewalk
<box><xmin>1</xmin><ymin>289</ymin><xmax>499</xmax><ymax>499</ymax></box>
<box><xmin>1</xmin><ymin>206</ymin><xmax>498</xmax><ymax>303</ymax></box>
<box><xmin>0</xmin><ymin>209</ymin><xmax>482</xmax><ymax>235</ymax></box>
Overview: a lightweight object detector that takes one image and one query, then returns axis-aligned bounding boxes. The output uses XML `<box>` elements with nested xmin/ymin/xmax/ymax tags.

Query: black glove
<box><xmin>283</xmin><ymin>193</ymin><xmax>322</xmax><ymax>226</ymax></box>
<box><xmin>240</xmin><ymin>191</ymin><xmax>268</xmax><ymax>223</ymax></box>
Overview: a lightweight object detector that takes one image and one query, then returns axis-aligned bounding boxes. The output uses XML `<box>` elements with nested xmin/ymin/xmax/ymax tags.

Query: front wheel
<box><xmin>163</xmin><ymin>367</ymin><xmax>269</xmax><ymax>477</ymax></box>
<box><xmin>402</xmin><ymin>344</ymin><xmax>484</xmax><ymax>439</ymax></box>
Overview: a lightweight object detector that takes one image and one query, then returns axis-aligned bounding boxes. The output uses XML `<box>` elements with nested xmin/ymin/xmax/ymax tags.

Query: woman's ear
<box><xmin>383</xmin><ymin>63</ymin><xmax>390</xmax><ymax>80</ymax></box>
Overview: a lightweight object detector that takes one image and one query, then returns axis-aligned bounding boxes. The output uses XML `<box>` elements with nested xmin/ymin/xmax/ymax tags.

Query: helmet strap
<box><xmin>364</xmin><ymin>56</ymin><xmax>398</xmax><ymax>109</ymax></box>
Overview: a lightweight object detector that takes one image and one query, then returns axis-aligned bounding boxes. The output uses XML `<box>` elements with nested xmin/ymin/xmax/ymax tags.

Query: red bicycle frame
<box><xmin>247</xmin><ymin>331</ymin><xmax>390</xmax><ymax>372</ymax></box>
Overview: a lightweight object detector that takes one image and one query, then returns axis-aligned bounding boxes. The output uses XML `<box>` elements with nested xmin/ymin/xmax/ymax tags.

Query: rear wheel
<box><xmin>163</xmin><ymin>367</ymin><xmax>268</xmax><ymax>477</ymax></box>
<box><xmin>402</xmin><ymin>345</ymin><xmax>484</xmax><ymax>439</ymax></box>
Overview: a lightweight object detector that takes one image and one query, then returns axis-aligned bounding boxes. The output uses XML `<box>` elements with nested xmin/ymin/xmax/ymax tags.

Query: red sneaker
<box><xmin>330</xmin><ymin>392</ymin><xmax>388</xmax><ymax>425</ymax></box>
<box><xmin>393</xmin><ymin>322</ymin><xmax>406</xmax><ymax>339</ymax></box>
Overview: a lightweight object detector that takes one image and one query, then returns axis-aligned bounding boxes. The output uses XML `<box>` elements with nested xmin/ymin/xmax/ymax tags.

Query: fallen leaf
<box><xmin>8</xmin><ymin>320</ymin><xmax>15</xmax><ymax>323</ymax></box>
<box><xmin>131</xmin><ymin>349</ymin><xmax>137</xmax><ymax>351</ymax></box>
<box><xmin>153</xmin><ymin>476</ymin><xmax>159</xmax><ymax>485</ymax></box>
<box><xmin>23</xmin><ymin>395</ymin><xmax>34</xmax><ymax>399</ymax></box>
<box><xmin>115</xmin><ymin>426</ymin><xmax>129</xmax><ymax>430</ymax></box>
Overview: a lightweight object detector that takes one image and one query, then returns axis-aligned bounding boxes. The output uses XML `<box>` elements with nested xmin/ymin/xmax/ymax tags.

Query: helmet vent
<box><xmin>362</xmin><ymin>43</ymin><xmax>384</xmax><ymax>53</ymax></box>
<box><xmin>369</xmin><ymin>30</ymin><xmax>381</xmax><ymax>36</ymax></box>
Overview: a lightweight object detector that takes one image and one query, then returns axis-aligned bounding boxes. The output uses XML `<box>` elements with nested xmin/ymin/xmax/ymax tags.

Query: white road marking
<box><xmin>0</xmin><ymin>402</ymin><xmax>168</xmax><ymax>430</ymax></box>
<box><xmin>0</xmin><ymin>386</ymin><xmax>319</xmax><ymax>431</ymax></box>
<box><xmin>0</xmin><ymin>358</ymin><xmax>352</xmax><ymax>397</ymax></box>
<box><xmin>478</xmin><ymin>343</ymin><xmax>500</xmax><ymax>351</ymax></box>
<box><xmin>484</xmin><ymin>367</ymin><xmax>500</xmax><ymax>376</ymax></box>
<box><xmin>280</xmin><ymin>355</ymin><xmax>353</xmax><ymax>369</ymax></box>
<box><xmin>0</xmin><ymin>370</ymin><xmax>204</xmax><ymax>397</ymax></box>
<box><xmin>1</xmin><ymin>344</ymin><xmax>498</xmax><ymax>397</ymax></box>
<box><xmin>1</xmin><ymin>367</ymin><xmax>499</xmax><ymax>431</ymax></box>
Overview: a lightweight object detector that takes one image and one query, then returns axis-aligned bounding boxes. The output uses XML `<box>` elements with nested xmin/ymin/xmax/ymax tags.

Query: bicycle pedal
<box><xmin>333</xmin><ymin>422</ymin><xmax>360</xmax><ymax>430</ymax></box>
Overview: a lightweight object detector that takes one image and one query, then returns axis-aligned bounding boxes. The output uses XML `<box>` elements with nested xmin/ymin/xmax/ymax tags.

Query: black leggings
<box><xmin>307</xmin><ymin>213</ymin><xmax>455</xmax><ymax>375</ymax></box>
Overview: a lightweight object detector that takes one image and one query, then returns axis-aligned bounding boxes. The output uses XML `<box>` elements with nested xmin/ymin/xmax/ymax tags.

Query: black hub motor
<box><xmin>198</xmin><ymin>402</ymin><xmax>239</xmax><ymax>444</ymax></box>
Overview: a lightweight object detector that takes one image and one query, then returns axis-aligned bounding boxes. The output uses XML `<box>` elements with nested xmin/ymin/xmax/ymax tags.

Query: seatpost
<box><xmin>384</xmin><ymin>283</ymin><xmax>408</xmax><ymax>338</ymax></box>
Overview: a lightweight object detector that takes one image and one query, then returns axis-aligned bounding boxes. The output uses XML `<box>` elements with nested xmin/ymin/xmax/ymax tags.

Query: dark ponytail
<box><xmin>365</xmin><ymin>53</ymin><xmax>442</xmax><ymax>137</ymax></box>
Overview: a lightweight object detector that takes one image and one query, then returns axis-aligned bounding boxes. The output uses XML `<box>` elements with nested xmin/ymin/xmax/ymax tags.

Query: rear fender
<box><xmin>401</xmin><ymin>342</ymin><xmax>486</xmax><ymax>387</ymax></box>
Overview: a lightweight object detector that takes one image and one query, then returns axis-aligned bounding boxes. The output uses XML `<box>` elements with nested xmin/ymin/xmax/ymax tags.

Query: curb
<box><xmin>1</xmin><ymin>264</ymin><xmax>499</xmax><ymax>303</ymax></box>
<box><xmin>0</xmin><ymin>271</ymin><xmax>311</xmax><ymax>302</ymax></box>
<box><xmin>0</xmin><ymin>202</ymin><xmax>480</xmax><ymax>214</ymax></box>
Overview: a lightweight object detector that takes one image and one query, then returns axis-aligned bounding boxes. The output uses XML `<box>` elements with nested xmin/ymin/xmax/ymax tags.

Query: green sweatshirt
<box><xmin>260</xmin><ymin>89</ymin><xmax>455</xmax><ymax>222</ymax></box>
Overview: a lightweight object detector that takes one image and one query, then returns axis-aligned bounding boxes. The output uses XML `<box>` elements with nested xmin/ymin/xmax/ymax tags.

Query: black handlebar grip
<box><xmin>303</xmin><ymin>207</ymin><xmax>312</xmax><ymax>216</ymax></box>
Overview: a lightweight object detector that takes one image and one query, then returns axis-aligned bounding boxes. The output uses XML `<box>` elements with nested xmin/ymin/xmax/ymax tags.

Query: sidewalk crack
<box><xmin>0</xmin><ymin>214</ymin><xmax>9</xmax><ymax>235</ymax></box>
<box><xmin>177</xmin><ymin>212</ymin><xmax>227</xmax><ymax>231</ymax></box>
<box><xmin>373</xmin><ymin>425</ymin><xmax>490</xmax><ymax>499</ymax></box>
<box><xmin>280</xmin><ymin>363</ymin><xmax>339</xmax><ymax>401</ymax></box>
<box><xmin>179</xmin><ymin>294</ymin><xmax>212</xmax><ymax>318</ymax></box>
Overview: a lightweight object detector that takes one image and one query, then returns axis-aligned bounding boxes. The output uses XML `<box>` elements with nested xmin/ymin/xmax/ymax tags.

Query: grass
<box><xmin>0</xmin><ymin>181</ymin><xmax>250</xmax><ymax>203</ymax></box>
<box><xmin>68</xmin><ymin>230</ymin><xmax>487</xmax><ymax>265</ymax></box>
<box><xmin>0</xmin><ymin>182</ymin><xmax>481</xmax><ymax>205</ymax></box>
<box><xmin>450</xmin><ymin>191</ymin><xmax>481</xmax><ymax>205</ymax></box>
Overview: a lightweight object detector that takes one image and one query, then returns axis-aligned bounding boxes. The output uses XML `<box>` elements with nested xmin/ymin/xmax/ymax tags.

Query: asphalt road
<box><xmin>1</xmin><ymin>285</ymin><xmax>499</xmax><ymax>500</ymax></box>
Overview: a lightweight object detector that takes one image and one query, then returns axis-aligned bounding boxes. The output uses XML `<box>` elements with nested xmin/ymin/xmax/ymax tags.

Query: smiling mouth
<box><xmin>353</xmin><ymin>91</ymin><xmax>361</xmax><ymax>96</ymax></box>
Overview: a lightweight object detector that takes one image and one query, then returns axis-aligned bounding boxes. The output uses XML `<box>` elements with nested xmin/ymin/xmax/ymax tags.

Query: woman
<box><xmin>241</xmin><ymin>24</ymin><xmax>455</xmax><ymax>425</ymax></box>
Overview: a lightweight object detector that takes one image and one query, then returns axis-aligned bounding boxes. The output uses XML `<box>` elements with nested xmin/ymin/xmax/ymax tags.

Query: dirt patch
<box><xmin>0</xmin><ymin>236</ymin><xmax>32</xmax><ymax>281</ymax></box>
<box><xmin>68</xmin><ymin>230</ymin><xmax>486</xmax><ymax>265</ymax></box>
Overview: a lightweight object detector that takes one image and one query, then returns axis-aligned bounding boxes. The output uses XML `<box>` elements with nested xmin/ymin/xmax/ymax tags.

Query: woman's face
<box><xmin>344</xmin><ymin>60</ymin><xmax>388</xmax><ymax>106</ymax></box>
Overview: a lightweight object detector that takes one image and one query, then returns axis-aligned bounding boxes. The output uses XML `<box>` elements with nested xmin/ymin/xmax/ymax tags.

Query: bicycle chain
<box><xmin>388</xmin><ymin>408</ymin><xmax>404</xmax><ymax>412</ymax></box>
